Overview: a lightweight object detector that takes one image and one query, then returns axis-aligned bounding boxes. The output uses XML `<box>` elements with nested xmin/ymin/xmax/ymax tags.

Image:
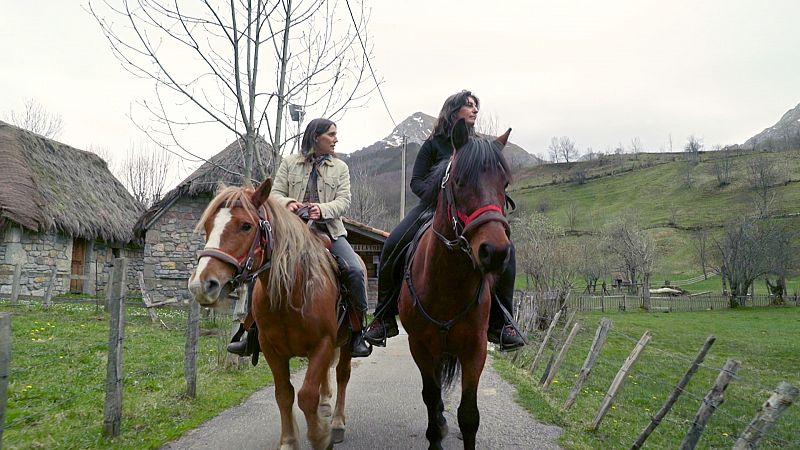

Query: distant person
<box><xmin>227</xmin><ymin>118</ymin><xmax>371</xmax><ymax>358</ymax></box>
<box><xmin>364</xmin><ymin>90</ymin><xmax>525</xmax><ymax>351</ymax></box>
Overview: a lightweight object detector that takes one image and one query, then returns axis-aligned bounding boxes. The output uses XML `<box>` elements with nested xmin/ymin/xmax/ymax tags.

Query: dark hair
<box><xmin>300</xmin><ymin>118</ymin><xmax>336</xmax><ymax>157</ymax></box>
<box><xmin>430</xmin><ymin>90</ymin><xmax>479</xmax><ymax>139</ymax></box>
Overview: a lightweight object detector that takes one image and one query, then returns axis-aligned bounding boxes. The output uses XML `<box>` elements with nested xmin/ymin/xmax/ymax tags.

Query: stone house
<box><xmin>134</xmin><ymin>138</ymin><xmax>389</xmax><ymax>303</ymax></box>
<box><xmin>0</xmin><ymin>121</ymin><xmax>143</xmax><ymax>298</ymax></box>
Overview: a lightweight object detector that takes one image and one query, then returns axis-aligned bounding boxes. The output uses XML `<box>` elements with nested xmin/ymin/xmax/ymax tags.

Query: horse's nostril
<box><xmin>479</xmin><ymin>242</ymin><xmax>509</xmax><ymax>272</ymax></box>
<box><xmin>205</xmin><ymin>279</ymin><xmax>220</xmax><ymax>294</ymax></box>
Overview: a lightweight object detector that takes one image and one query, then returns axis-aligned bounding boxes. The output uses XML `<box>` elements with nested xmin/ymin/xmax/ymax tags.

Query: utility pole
<box><xmin>400</xmin><ymin>134</ymin><xmax>407</xmax><ymax>221</ymax></box>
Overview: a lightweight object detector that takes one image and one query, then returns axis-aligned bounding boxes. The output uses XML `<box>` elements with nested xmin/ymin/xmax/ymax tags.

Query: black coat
<box><xmin>410</xmin><ymin>134</ymin><xmax>452</xmax><ymax>204</ymax></box>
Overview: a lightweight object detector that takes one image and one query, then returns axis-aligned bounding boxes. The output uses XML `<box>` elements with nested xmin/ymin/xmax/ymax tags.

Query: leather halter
<box><xmin>197</xmin><ymin>204</ymin><xmax>274</xmax><ymax>292</ymax></box>
<box><xmin>432</xmin><ymin>158</ymin><xmax>510</xmax><ymax>258</ymax></box>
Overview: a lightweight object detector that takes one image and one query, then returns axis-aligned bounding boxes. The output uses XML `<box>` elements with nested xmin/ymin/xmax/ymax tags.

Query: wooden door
<box><xmin>70</xmin><ymin>238</ymin><xmax>86</xmax><ymax>293</ymax></box>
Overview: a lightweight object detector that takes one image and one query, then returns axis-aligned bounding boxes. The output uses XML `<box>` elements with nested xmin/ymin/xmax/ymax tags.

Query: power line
<box><xmin>344</xmin><ymin>0</ymin><xmax>397</xmax><ymax>128</ymax></box>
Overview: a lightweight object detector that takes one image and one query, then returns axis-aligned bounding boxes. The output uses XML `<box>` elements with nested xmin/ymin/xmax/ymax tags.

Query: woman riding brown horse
<box><xmin>400</xmin><ymin>118</ymin><xmax>514</xmax><ymax>449</ymax></box>
<box><xmin>188</xmin><ymin>179</ymin><xmax>357</xmax><ymax>449</ymax></box>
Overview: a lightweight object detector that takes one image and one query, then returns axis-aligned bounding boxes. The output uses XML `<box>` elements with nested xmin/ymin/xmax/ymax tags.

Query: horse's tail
<box><xmin>440</xmin><ymin>353</ymin><xmax>461</xmax><ymax>391</ymax></box>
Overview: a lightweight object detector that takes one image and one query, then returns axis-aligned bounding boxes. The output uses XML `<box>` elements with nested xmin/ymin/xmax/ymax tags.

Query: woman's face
<box><xmin>455</xmin><ymin>96</ymin><xmax>479</xmax><ymax>126</ymax></box>
<box><xmin>314</xmin><ymin>124</ymin><xmax>338</xmax><ymax>154</ymax></box>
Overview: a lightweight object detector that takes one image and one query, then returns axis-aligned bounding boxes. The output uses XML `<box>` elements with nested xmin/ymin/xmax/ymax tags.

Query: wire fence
<box><xmin>501</xmin><ymin>305</ymin><xmax>800</xmax><ymax>449</ymax></box>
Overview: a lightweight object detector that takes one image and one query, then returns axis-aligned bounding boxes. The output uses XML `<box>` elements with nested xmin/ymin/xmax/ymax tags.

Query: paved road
<box><xmin>162</xmin><ymin>329</ymin><xmax>562</xmax><ymax>450</ymax></box>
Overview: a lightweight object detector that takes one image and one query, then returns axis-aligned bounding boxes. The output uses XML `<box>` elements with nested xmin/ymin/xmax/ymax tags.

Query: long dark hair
<box><xmin>300</xmin><ymin>118</ymin><xmax>336</xmax><ymax>157</ymax></box>
<box><xmin>430</xmin><ymin>90</ymin><xmax>479</xmax><ymax>139</ymax></box>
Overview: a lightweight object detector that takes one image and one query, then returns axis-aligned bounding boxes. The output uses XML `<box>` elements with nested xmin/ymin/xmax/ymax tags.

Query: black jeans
<box><xmin>331</xmin><ymin>236</ymin><xmax>367</xmax><ymax>313</ymax></box>
<box><xmin>374</xmin><ymin>202</ymin><xmax>516</xmax><ymax>329</ymax></box>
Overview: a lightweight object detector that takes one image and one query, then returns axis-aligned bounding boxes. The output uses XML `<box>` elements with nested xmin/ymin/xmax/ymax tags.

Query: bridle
<box><xmin>197</xmin><ymin>203</ymin><xmax>274</xmax><ymax>293</ymax></box>
<box><xmin>432</xmin><ymin>157</ymin><xmax>510</xmax><ymax>258</ymax></box>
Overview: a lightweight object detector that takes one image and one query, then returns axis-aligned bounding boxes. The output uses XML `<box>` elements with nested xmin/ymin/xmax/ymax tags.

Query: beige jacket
<box><xmin>271</xmin><ymin>153</ymin><xmax>351</xmax><ymax>239</ymax></box>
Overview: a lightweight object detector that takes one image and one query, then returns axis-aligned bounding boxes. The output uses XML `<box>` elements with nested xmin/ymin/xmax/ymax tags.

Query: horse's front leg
<box><xmin>331</xmin><ymin>346</ymin><xmax>352</xmax><ymax>443</ymax></box>
<box><xmin>263</xmin><ymin>351</ymin><xmax>299</xmax><ymax>450</ymax></box>
<box><xmin>457</xmin><ymin>345</ymin><xmax>488</xmax><ymax>450</ymax></box>
<box><xmin>298</xmin><ymin>338</ymin><xmax>334</xmax><ymax>450</ymax></box>
<box><xmin>410</xmin><ymin>338</ymin><xmax>447</xmax><ymax>450</ymax></box>
<box><xmin>318</xmin><ymin>349</ymin><xmax>336</xmax><ymax>419</ymax></box>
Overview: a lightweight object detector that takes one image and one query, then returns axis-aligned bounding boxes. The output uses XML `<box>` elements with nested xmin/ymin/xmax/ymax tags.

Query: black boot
<box><xmin>364</xmin><ymin>315</ymin><xmax>399</xmax><ymax>346</ymax></box>
<box><xmin>227</xmin><ymin>324</ymin><xmax>259</xmax><ymax>356</ymax></box>
<box><xmin>351</xmin><ymin>331</ymin><xmax>372</xmax><ymax>357</ymax></box>
<box><xmin>488</xmin><ymin>324</ymin><xmax>526</xmax><ymax>352</ymax></box>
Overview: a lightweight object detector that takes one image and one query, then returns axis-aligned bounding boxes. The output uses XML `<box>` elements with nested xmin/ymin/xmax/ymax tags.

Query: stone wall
<box><xmin>0</xmin><ymin>224</ymin><xmax>143</xmax><ymax>298</ymax></box>
<box><xmin>142</xmin><ymin>195</ymin><xmax>209</xmax><ymax>301</ymax></box>
<box><xmin>0</xmin><ymin>225</ymin><xmax>72</xmax><ymax>297</ymax></box>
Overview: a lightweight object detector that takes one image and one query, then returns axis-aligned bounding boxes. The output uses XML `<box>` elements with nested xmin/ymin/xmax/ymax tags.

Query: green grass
<box><xmin>1</xmin><ymin>299</ymin><xmax>300</xmax><ymax>449</ymax></box>
<box><xmin>495</xmin><ymin>307</ymin><xmax>800</xmax><ymax>449</ymax></box>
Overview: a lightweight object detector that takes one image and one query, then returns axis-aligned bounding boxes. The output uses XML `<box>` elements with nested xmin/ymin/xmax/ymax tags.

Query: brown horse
<box><xmin>398</xmin><ymin>118</ymin><xmax>512</xmax><ymax>450</ymax></box>
<box><xmin>188</xmin><ymin>179</ymin><xmax>354</xmax><ymax>450</ymax></box>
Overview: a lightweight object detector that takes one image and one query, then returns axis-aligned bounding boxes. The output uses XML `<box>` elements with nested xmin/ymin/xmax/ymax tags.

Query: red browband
<box><xmin>455</xmin><ymin>204</ymin><xmax>504</xmax><ymax>227</ymax></box>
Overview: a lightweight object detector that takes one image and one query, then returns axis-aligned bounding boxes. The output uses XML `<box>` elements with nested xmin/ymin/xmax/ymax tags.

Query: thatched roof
<box><xmin>134</xmin><ymin>137</ymin><xmax>272</xmax><ymax>234</ymax></box>
<box><xmin>0</xmin><ymin>121</ymin><xmax>142</xmax><ymax>243</ymax></box>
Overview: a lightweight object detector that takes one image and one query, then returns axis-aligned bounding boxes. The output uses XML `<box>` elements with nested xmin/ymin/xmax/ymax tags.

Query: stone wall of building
<box><xmin>143</xmin><ymin>195</ymin><xmax>209</xmax><ymax>301</ymax></box>
<box><xmin>0</xmin><ymin>225</ymin><xmax>72</xmax><ymax>297</ymax></box>
<box><xmin>0</xmin><ymin>224</ymin><xmax>143</xmax><ymax>299</ymax></box>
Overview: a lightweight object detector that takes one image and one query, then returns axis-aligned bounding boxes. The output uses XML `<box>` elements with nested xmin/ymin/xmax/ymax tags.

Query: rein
<box><xmin>197</xmin><ymin>204</ymin><xmax>274</xmax><ymax>295</ymax></box>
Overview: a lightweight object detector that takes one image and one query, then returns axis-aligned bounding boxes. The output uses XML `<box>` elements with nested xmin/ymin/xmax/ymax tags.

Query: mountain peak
<box><xmin>740</xmin><ymin>102</ymin><xmax>800</xmax><ymax>150</ymax></box>
<box><xmin>382</xmin><ymin>112</ymin><xmax>436</xmax><ymax>147</ymax></box>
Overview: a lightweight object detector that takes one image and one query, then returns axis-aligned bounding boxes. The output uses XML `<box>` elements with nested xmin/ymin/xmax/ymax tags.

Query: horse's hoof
<box><xmin>318</xmin><ymin>404</ymin><xmax>332</xmax><ymax>417</ymax></box>
<box><xmin>332</xmin><ymin>427</ymin><xmax>345</xmax><ymax>444</ymax></box>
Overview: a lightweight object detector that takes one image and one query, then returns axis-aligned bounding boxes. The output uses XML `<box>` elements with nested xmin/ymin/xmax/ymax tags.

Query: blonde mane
<box><xmin>196</xmin><ymin>185</ymin><xmax>338</xmax><ymax>310</ymax></box>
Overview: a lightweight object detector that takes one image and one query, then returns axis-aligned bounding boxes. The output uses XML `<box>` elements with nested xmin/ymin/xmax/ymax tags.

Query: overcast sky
<box><xmin>2</xmin><ymin>0</ymin><xmax>799</xmax><ymax>185</ymax></box>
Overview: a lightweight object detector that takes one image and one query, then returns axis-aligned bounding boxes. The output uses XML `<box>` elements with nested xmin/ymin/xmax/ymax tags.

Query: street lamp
<box><xmin>288</xmin><ymin>104</ymin><xmax>305</xmax><ymax>154</ymax></box>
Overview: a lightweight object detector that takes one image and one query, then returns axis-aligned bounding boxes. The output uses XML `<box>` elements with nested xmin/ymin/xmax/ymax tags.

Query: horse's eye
<box><xmin>241</xmin><ymin>222</ymin><xmax>253</xmax><ymax>232</ymax></box>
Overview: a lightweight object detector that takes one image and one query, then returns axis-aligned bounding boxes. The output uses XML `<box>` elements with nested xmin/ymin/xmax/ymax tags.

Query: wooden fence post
<box><xmin>529</xmin><ymin>309</ymin><xmax>562</xmax><ymax>375</ymax></box>
<box><xmin>543</xmin><ymin>323</ymin><xmax>581</xmax><ymax>390</ymax></box>
<box><xmin>732</xmin><ymin>381</ymin><xmax>798</xmax><ymax>449</ymax></box>
<box><xmin>103</xmin><ymin>257</ymin><xmax>127</xmax><ymax>438</ymax></box>
<box><xmin>564</xmin><ymin>318</ymin><xmax>612</xmax><ymax>410</ymax></box>
<box><xmin>679</xmin><ymin>358</ymin><xmax>741</xmax><ymax>450</ymax></box>
<box><xmin>185</xmin><ymin>300</ymin><xmax>200</xmax><ymax>398</ymax></box>
<box><xmin>0</xmin><ymin>312</ymin><xmax>10</xmax><ymax>447</ymax></box>
<box><xmin>631</xmin><ymin>335</ymin><xmax>716</xmax><ymax>449</ymax></box>
<box><xmin>43</xmin><ymin>266</ymin><xmax>58</xmax><ymax>310</ymax></box>
<box><xmin>10</xmin><ymin>263</ymin><xmax>21</xmax><ymax>306</ymax></box>
<box><xmin>590</xmin><ymin>330</ymin><xmax>652</xmax><ymax>431</ymax></box>
<box><xmin>138</xmin><ymin>272</ymin><xmax>159</xmax><ymax>324</ymax></box>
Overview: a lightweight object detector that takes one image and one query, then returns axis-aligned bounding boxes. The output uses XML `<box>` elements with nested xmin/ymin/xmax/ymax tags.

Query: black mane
<box><xmin>420</xmin><ymin>137</ymin><xmax>511</xmax><ymax>207</ymax></box>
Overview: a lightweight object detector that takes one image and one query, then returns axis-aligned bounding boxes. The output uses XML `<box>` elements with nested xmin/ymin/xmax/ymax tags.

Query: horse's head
<box><xmin>435</xmin><ymin>118</ymin><xmax>512</xmax><ymax>273</ymax></box>
<box><xmin>188</xmin><ymin>179</ymin><xmax>273</xmax><ymax>307</ymax></box>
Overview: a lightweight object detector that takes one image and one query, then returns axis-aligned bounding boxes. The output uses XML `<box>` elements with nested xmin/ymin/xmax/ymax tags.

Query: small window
<box><xmin>112</xmin><ymin>248</ymin><xmax>121</xmax><ymax>258</ymax></box>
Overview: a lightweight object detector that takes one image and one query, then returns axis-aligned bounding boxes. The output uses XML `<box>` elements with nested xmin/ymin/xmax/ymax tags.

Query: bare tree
<box><xmin>513</xmin><ymin>212</ymin><xmax>575</xmax><ymax>303</ymax></box>
<box><xmin>547</xmin><ymin>137</ymin><xmax>560</xmax><ymax>163</ymax></box>
<box><xmin>348</xmin><ymin>164</ymin><xmax>389</xmax><ymax>230</ymax></box>
<box><xmin>684</xmin><ymin>134</ymin><xmax>702</xmax><ymax>164</ymax></box>
<box><xmin>90</xmin><ymin>0</ymin><xmax>373</xmax><ymax>182</ymax></box>
<box><xmin>714</xmin><ymin>218</ymin><xmax>797</xmax><ymax>306</ymax></box>
<box><xmin>712</xmin><ymin>153</ymin><xmax>733</xmax><ymax>186</ymax></box>
<box><xmin>119</xmin><ymin>143</ymin><xmax>173</xmax><ymax>208</ymax></box>
<box><xmin>747</xmin><ymin>156</ymin><xmax>783</xmax><ymax>217</ymax></box>
<box><xmin>565</xmin><ymin>201</ymin><xmax>579</xmax><ymax>230</ymax></box>
<box><xmin>577</xmin><ymin>238</ymin><xmax>608</xmax><ymax>293</ymax></box>
<box><xmin>558</xmin><ymin>136</ymin><xmax>579</xmax><ymax>163</ymax></box>
<box><xmin>7</xmin><ymin>98</ymin><xmax>64</xmax><ymax>139</ymax></box>
<box><xmin>604</xmin><ymin>212</ymin><xmax>657</xmax><ymax>298</ymax></box>
<box><xmin>691</xmin><ymin>229</ymin><xmax>710</xmax><ymax>279</ymax></box>
<box><xmin>630</xmin><ymin>136</ymin><xmax>643</xmax><ymax>155</ymax></box>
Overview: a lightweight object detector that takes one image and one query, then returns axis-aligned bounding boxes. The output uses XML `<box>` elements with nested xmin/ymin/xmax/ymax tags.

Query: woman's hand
<box><xmin>287</xmin><ymin>201</ymin><xmax>302</xmax><ymax>213</ymax></box>
<box><xmin>307</xmin><ymin>203</ymin><xmax>322</xmax><ymax>220</ymax></box>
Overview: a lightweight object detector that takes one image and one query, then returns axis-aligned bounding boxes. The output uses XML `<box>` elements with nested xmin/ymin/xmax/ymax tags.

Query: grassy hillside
<box><xmin>508</xmin><ymin>148</ymin><xmax>800</xmax><ymax>290</ymax></box>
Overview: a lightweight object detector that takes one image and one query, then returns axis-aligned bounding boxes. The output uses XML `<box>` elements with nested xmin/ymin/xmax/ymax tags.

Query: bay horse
<box><xmin>188</xmin><ymin>179</ymin><xmax>354</xmax><ymax>450</ymax></box>
<box><xmin>399</xmin><ymin>118</ymin><xmax>512</xmax><ymax>450</ymax></box>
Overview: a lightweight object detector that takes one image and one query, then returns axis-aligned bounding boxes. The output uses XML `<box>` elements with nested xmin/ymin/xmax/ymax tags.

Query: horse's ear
<box><xmin>451</xmin><ymin>118</ymin><xmax>469</xmax><ymax>151</ymax></box>
<box><xmin>251</xmin><ymin>178</ymin><xmax>273</xmax><ymax>206</ymax></box>
<box><xmin>495</xmin><ymin>128</ymin><xmax>512</xmax><ymax>148</ymax></box>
